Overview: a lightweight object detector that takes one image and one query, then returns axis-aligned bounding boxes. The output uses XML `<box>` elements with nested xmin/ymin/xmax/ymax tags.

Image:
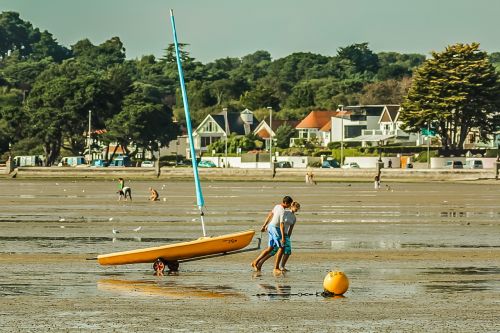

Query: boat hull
<box><xmin>98</xmin><ymin>230</ymin><xmax>255</xmax><ymax>265</ymax></box>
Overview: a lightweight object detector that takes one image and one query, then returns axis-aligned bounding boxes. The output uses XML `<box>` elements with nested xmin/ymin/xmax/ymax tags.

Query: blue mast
<box><xmin>170</xmin><ymin>9</ymin><xmax>207</xmax><ymax>236</ymax></box>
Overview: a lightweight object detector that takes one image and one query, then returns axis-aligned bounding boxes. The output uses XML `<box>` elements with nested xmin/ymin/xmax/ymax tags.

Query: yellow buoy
<box><xmin>323</xmin><ymin>271</ymin><xmax>349</xmax><ymax>295</ymax></box>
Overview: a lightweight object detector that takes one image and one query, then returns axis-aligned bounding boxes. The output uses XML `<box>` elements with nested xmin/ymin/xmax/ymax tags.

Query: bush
<box><xmin>414</xmin><ymin>150</ymin><xmax>438</xmax><ymax>162</ymax></box>
<box><xmin>307</xmin><ymin>161</ymin><xmax>321</xmax><ymax>168</ymax></box>
<box><xmin>484</xmin><ymin>149</ymin><xmax>497</xmax><ymax>158</ymax></box>
<box><xmin>312</xmin><ymin>150</ymin><xmax>332</xmax><ymax>157</ymax></box>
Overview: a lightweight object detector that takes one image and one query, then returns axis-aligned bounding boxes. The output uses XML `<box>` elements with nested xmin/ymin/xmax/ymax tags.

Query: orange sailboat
<box><xmin>96</xmin><ymin>10</ymin><xmax>257</xmax><ymax>274</ymax></box>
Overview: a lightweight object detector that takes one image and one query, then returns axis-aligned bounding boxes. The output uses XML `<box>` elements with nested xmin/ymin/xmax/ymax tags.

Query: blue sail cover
<box><xmin>170</xmin><ymin>10</ymin><xmax>205</xmax><ymax>208</ymax></box>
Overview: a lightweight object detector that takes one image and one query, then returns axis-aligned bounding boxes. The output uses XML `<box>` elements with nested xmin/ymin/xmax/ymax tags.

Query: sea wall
<box><xmin>1</xmin><ymin>166</ymin><xmax>496</xmax><ymax>182</ymax></box>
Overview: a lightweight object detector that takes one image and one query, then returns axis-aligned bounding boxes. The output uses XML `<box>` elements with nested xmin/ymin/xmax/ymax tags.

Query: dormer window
<box><xmin>205</xmin><ymin>121</ymin><xmax>216</xmax><ymax>133</ymax></box>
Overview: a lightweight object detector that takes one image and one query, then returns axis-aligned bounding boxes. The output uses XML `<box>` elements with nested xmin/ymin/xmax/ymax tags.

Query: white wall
<box><xmin>430</xmin><ymin>157</ymin><xmax>497</xmax><ymax>169</ymax></box>
<box><xmin>201</xmin><ymin>156</ymin><xmax>313</xmax><ymax>169</ymax></box>
<box><xmin>344</xmin><ymin>156</ymin><xmax>401</xmax><ymax>168</ymax></box>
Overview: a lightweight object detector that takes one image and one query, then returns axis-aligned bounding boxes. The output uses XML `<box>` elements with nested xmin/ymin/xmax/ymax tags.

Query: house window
<box><xmin>201</xmin><ymin>136</ymin><xmax>219</xmax><ymax>148</ymax></box>
<box><xmin>345</xmin><ymin>125</ymin><xmax>366</xmax><ymax>138</ymax></box>
<box><xmin>205</xmin><ymin>121</ymin><xmax>218</xmax><ymax>133</ymax></box>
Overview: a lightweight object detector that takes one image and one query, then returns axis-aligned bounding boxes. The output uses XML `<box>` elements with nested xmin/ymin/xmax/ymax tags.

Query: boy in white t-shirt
<box><xmin>251</xmin><ymin>196</ymin><xmax>293</xmax><ymax>274</ymax></box>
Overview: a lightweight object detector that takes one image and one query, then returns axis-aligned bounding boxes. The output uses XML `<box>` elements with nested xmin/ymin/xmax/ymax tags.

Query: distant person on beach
<box><xmin>251</xmin><ymin>195</ymin><xmax>293</xmax><ymax>274</ymax></box>
<box><xmin>117</xmin><ymin>178</ymin><xmax>132</xmax><ymax>201</ymax></box>
<box><xmin>276</xmin><ymin>201</ymin><xmax>300</xmax><ymax>272</ymax></box>
<box><xmin>374</xmin><ymin>175</ymin><xmax>381</xmax><ymax>190</ymax></box>
<box><xmin>149</xmin><ymin>187</ymin><xmax>159</xmax><ymax>201</ymax></box>
<box><xmin>305</xmin><ymin>171</ymin><xmax>316</xmax><ymax>185</ymax></box>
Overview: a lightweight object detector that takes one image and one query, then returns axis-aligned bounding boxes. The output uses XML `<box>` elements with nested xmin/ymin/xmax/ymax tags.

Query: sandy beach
<box><xmin>0</xmin><ymin>179</ymin><xmax>499</xmax><ymax>332</ymax></box>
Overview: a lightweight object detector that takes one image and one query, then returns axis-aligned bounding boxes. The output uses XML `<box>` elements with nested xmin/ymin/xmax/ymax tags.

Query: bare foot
<box><xmin>280</xmin><ymin>267</ymin><xmax>289</xmax><ymax>272</ymax></box>
<box><xmin>251</xmin><ymin>261</ymin><xmax>258</xmax><ymax>272</ymax></box>
<box><xmin>273</xmin><ymin>269</ymin><xmax>282</xmax><ymax>276</ymax></box>
<box><xmin>251</xmin><ymin>261</ymin><xmax>261</xmax><ymax>272</ymax></box>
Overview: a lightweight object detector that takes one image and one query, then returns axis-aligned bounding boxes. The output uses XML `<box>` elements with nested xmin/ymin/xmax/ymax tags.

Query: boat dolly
<box><xmin>153</xmin><ymin>236</ymin><xmax>262</xmax><ymax>276</ymax></box>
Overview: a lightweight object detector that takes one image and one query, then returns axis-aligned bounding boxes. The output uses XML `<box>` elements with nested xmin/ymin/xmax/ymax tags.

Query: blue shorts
<box><xmin>270</xmin><ymin>235</ymin><xmax>292</xmax><ymax>256</ymax></box>
<box><xmin>267</xmin><ymin>225</ymin><xmax>282</xmax><ymax>249</ymax></box>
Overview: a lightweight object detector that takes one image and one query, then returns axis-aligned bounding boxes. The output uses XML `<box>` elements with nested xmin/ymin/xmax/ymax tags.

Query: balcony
<box><xmin>361</xmin><ymin>129</ymin><xmax>408</xmax><ymax>137</ymax></box>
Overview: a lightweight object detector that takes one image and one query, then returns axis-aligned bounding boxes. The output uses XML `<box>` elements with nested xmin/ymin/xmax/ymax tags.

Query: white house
<box><xmin>341</xmin><ymin>105</ymin><xmax>418</xmax><ymax>146</ymax></box>
<box><xmin>192</xmin><ymin>108</ymin><xmax>257</xmax><ymax>155</ymax></box>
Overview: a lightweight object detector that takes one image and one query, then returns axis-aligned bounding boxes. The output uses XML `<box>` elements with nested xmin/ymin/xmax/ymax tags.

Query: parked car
<box><xmin>58</xmin><ymin>156</ymin><xmax>86</xmax><ymax>167</ymax></box>
<box><xmin>198</xmin><ymin>160</ymin><xmax>216</xmax><ymax>168</ymax></box>
<box><xmin>321</xmin><ymin>159</ymin><xmax>340</xmax><ymax>168</ymax></box>
<box><xmin>91</xmin><ymin>159</ymin><xmax>105</xmax><ymax>167</ymax></box>
<box><xmin>141</xmin><ymin>160</ymin><xmax>155</xmax><ymax>168</ymax></box>
<box><xmin>445</xmin><ymin>160</ymin><xmax>463</xmax><ymax>169</ymax></box>
<box><xmin>341</xmin><ymin>162</ymin><xmax>360</xmax><ymax>169</ymax></box>
<box><xmin>108</xmin><ymin>156</ymin><xmax>131</xmax><ymax>167</ymax></box>
<box><xmin>465</xmin><ymin>160</ymin><xmax>483</xmax><ymax>169</ymax></box>
<box><xmin>276</xmin><ymin>161</ymin><xmax>292</xmax><ymax>168</ymax></box>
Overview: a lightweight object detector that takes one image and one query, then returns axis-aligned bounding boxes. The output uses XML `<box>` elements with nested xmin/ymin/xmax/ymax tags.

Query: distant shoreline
<box><xmin>1</xmin><ymin>166</ymin><xmax>497</xmax><ymax>183</ymax></box>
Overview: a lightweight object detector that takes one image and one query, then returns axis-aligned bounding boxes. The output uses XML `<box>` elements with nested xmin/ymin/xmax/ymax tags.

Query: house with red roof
<box><xmin>290</xmin><ymin>110</ymin><xmax>337</xmax><ymax>147</ymax></box>
<box><xmin>253</xmin><ymin>119</ymin><xmax>299</xmax><ymax>149</ymax></box>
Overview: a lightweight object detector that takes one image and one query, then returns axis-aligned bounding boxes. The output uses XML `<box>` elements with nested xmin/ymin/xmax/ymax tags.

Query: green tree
<box><xmin>0</xmin><ymin>87</ymin><xmax>26</xmax><ymax>152</ymax></box>
<box><xmin>104</xmin><ymin>82</ymin><xmax>180</xmax><ymax>160</ymax></box>
<box><xmin>400</xmin><ymin>43</ymin><xmax>500</xmax><ymax>149</ymax></box>
<box><xmin>337</xmin><ymin>43</ymin><xmax>380</xmax><ymax>74</ymax></box>
<box><xmin>25</xmin><ymin>59</ymin><xmax>126</xmax><ymax>164</ymax></box>
<box><xmin>359</xmin><ymin>78</ymin><xmax>412</xmax><ymax>105</ymax></box>
<box><xmin>274</xmin><ymin>124</ymin><xmax>296</xmax><ymax>149</ymax></box>
<box><xmin>72</xmin><ymin>37</ymin><xmax>125</xmax><ymax>69</ymax></box>
<box><xmin>240</xmin><ymin>86</ymin><xmax>280</xmax><ymax>110</ymax></box>
<box><xmin>0</xmin><ymin>12</ymin><xmax>34</xmax><ymax>58</ymax></box>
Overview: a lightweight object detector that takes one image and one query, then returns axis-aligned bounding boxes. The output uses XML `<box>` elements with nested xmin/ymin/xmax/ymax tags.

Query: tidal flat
<box><xmin>0</xmin><ymin>179</ymin><xmax>499</xmax><ymax>332</ymax></box>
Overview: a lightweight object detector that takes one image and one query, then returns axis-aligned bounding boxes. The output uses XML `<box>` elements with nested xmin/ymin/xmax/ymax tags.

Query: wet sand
<box><xmin>0</xmin><ymin>179</ymin><xmax>499</xmax><ymax>332</ymax></box>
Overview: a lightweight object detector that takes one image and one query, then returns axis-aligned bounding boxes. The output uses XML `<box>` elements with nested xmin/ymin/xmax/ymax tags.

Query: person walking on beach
<box><xmin>117</xmin><ymin>178</ymin><xmax>132</xmax><ymax>201</ymax></box>
<box><xmin>251</xmin><ymin>195</ymin><xmax>293</xmax><ymax>274</ymax></box>
<box><xmin>374</xmin><ymin>175</ymin><xmax>381</xmax><ymax>189</ymax></box>
<box><xmin>305</xmin><ymin>171</ymin><xmax>317</xmax><ymax>185</ymax></box>
<box><xmin>149</xmin><ymin>187</ymin><xmax>159</xmax><ymax>201</ymax></box>
<box><xmin>277</xmin><ymin>201</ymin><xmax>300</xmax><ymax>271</ymax></box>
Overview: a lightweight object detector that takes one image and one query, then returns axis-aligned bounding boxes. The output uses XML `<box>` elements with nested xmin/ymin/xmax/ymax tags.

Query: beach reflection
<box><xmin>256</xmin><ymin>284</ymin><xmax>291</xmax><ymax>299</ymax></box>
<box><xmin>97</xmin><ymin>278</ymin><xmax>244</xmax><ymax>299</ymax></box>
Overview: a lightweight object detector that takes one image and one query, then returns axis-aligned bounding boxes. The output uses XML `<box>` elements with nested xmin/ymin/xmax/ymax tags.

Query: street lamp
<box><xmin>267</xmin><ymin>107</ymin><xmax>273</xmax><ymax>169</ymax></box>
<box><xmin>427</xmin><ymin>122</ymin><xmax>431</xmax><ymax>169</ymax></box>
<box><xmin>223</xmin><ymin>107</ymin><xmax>228</xmax><ymax>168</ymax></box>
<box><xmin>338</xmin><ymin>105</ymin><xmax>344</xmax><ymax>166</ymax></box>
<box><xmin>87</xmin><ymin>110</ymin><xmax>92</xmax><ymax>165</ymax></box>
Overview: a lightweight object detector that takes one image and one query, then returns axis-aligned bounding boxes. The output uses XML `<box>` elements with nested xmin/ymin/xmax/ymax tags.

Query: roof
<box><xmin>386</xmin><ymin>105</ymin><xmax>400</xmax><ymax>121</ymax></box>
<box><xmin>379</xmin><ymin>105</ymin><xmax>401</xmax><ymax>123</ymax></box>
<box><xmin>342</xmin><ymin>105</ymin><xmax>386</xmax><ymax>117</ymax></box>
<box><xmin>211</xmin><ymin>111</ymin><xmax>257</xmax><ymax>135</ymax></box>
<box><xmin>253</xmin><ymin>119</ymin><xmax>300</xmax><ymax>139</ymax></box>
<box><xmin>319</xmin><ymin>121</ymin><xmax>331</xmax><ymax>132</ymax></box>
<box><xmin>296</xmin><ymin>111</ymin><xmax>337</xmax><ymax>129</ymax></box>
<box><xmin>333</xmin><ymin>110</ymin><xmax>352</xmax><ymax>119</ymax></box>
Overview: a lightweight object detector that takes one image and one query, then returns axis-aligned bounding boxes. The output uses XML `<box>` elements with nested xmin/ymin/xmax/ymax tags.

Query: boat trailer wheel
<box><xmin>153</xmin><ymin>259</ymin><xmax>165</xmax><ymax>276</ymax></box>
<box><xmin>166</xmin><ymin>260</ymin><xmax>179</xmax><ymax>273</ymax></box>
<box><xmin>153</xmin><ymin>259</ymin><xmax>179</xmax><ymax>275</ymax></box>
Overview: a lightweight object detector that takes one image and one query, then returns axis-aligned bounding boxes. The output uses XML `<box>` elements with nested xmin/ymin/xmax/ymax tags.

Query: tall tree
<box><xmin>337</xmin><ymin>43</ymin><xmax>380</xmax><ymax>75</ymax></box>
<box><xmin>104</xmin><ymin>82</ymin><xmax>180</xmax><ymax>160</ymax></box>
<box><xmin>359</xmin><ymin>78</ymin><xmax>412</xmax><ymax>105</ymax></box>
<box><xmin>400</xmin><ymin>43</ymin><xmax>500</xmax><ymax>149</ymax></box>
<box><xmin>274</xmin><ymin>124</ymin><xmax>296</xmax><ymax>148</ymax></box>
